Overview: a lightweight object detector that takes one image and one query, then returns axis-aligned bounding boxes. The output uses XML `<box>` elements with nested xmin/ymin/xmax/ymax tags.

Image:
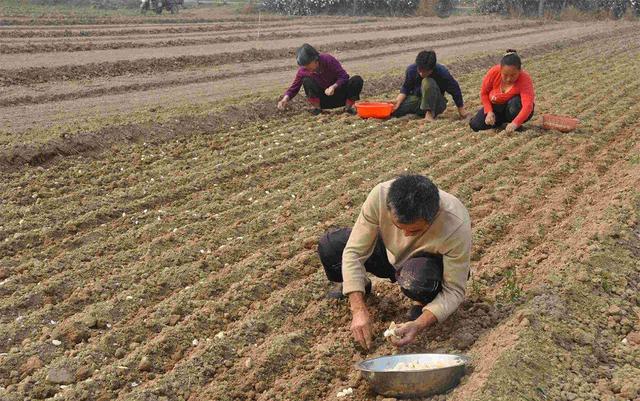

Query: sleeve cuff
<box><xmin>342</xmin><ymin>279</ymin><xmax>366</xmax><ymax>295</ymax></box>
<box><xmin>422</xmin><ymin>303</ymin><xmax>447</xmax><ymax>323</ymax></box>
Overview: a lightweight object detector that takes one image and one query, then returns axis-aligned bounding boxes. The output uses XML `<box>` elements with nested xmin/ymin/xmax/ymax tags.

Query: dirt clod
<box><xmin>626</xmin><ymin>331</ymin><xmax>640</xmax><ymax>346</ymax></box>
<box><xmin>52</xmin><ymin>322</ymin><xmax>91</xmax><ymax>344</ymax></box>
<box><xmin>19</xmin><ymin>356</ymin><xmax>44</xmax><ymax>376</ymax></box>
<box><xmin>82</xmin><ymin>315</ymin><xmax>98</xmax><ymax>329</ymax></box>
<box><xmin>46</xmin><ymin>367</ymin><xmax>74</xmax><ymax>384</ymax></box>
<box><xmin>453</xmin><ymin>332</ymin><xmax>477</xmax><ymax>350</ymax></box>
<box><xmin>138</xmin><ymin>356</ymin><xmax>152</xmax><ymax>372</ymax></box>
<box><xmin>75</xmin><ymin>366</ymin><xmax>93</xmax><ymax>381</ymax></box>
<box><xmin>607</xmin><ymin>305</ymin><xmax>622</xmax><ymax>315</ymax></box>
<box><xmin>254</xmin><ymin>381</ymin><xmax>267</xmax><ymax>393</ymax></box>
<box><xmin>167</xmin><ymin>314</ymin><xmax>181</xmax><ymax>326</ymax></box>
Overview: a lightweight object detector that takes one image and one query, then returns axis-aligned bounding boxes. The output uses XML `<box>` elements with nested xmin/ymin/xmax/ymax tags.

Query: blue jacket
<box><xmin>400</xmin><ymin>63</ymin><xmax>464</xmax><ymax>108</ymax></box>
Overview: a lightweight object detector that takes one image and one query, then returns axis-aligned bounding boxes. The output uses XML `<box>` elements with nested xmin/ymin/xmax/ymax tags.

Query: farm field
<box><xmin>1</xmin><ymin>6</ymin><xmax>640</xmax><ymax>401</ymax></box>
<box><xmin>0</xmin><ymin>10</ymin><xmax>636</xmax><ymax>137</ymax></box>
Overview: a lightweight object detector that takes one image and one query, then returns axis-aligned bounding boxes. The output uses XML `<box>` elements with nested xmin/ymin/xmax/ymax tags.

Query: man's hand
<box><xmin>325</xmin><ymin>84</ymin><xmax>337</xmax><ymax>96</ymax></box>
<box><xmin>505</xmin><ymin>122</ymin><xmax>518</xmax><ymax>134</ymax></box>
<box><xmin>277</xmin><ymin>96</ymin><xmax>289</xmax><ymax>110</ymax></box>
<box><xmin>389</xmin><ymin>309</ymin><xmax>437</xmax><ymax>347</ymax></box>
<box><xmin>393</xmin><ymin>93</ymin><xmax>407</xmax><ymax>112</ymax></box>
<box><xmin>389</xmin><ymin>321</ymin><xmax>422</xmax><ymax>347</ymax></box>
<box><xmin>457</xmin><ymin>106</ymin><xmax>470</xmax><ymax>120</ymax></box>
<box><xmin>349</xmin><ymin>292</ymin><xmax>372</xmax><ymax>350</ymax></box>
<box><xmin>351</xmin><ymin>308</ymin><xmax>373</xmax><ymax>349</ymax></box>
<box><xmin>485</xmin><ymin>112</ymin><xmax>496</xmax><ymax>126</ymax></box>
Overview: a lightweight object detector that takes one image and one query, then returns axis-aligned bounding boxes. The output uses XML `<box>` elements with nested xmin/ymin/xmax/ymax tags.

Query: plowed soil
<box><xmin>0</xmin><ymin>18</ymin><xmax>634</xmax><ymax>137</ymax></box>
<box><xmin>1</xmin><ymin>10</ymin><xmax>639</xmax><ymax>401</ymax></box>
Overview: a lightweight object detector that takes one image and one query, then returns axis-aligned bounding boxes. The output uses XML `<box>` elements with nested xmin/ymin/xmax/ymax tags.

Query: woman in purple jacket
<box><xmin>277</xmin><ymin>44</ymin><xmax>364</xmax><ymax>115</ymax></box>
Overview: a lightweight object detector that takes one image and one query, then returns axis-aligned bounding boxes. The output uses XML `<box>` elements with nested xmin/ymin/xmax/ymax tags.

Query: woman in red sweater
<box><xmin>470</xmin><ymin>50</ymin><xmax>535</xmax><ymax>133</ymax></box>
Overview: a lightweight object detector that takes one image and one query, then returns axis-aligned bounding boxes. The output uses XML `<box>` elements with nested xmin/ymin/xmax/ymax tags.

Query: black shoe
<box><xmin>345</xmin><ymin>105</ymin><xmax>356</xmax><ymax>115</ymax></box>
<box><xmin>326</xmin><ymin>279</ymin><xmax>372</xmax><ymax>300</ymax></box>
<box><xmin>406</xmin><ymin>304</ymin><xmax>424</xmax><ymax>321</ymax></box>
<box><xmin>309</xmin><ymin>108</ymin><xmax>322</xmax><ymax>116</ymax></box>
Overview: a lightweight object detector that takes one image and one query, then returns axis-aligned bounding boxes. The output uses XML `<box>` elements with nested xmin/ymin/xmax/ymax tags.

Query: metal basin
<box><xmin>355</xmin><ymin>353</ymin><xmax>469</xmax><ymax>398</ymax></box>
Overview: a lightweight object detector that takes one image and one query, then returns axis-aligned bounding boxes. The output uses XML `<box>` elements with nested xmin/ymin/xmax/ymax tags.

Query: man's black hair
<box><xmin>501</xmin><ymin>49</ymin><xmax>522</xmax><ymax>69</ymax></box>
<box><xmin>415</xmin><ymin>50</ymin><xmax>437</xmax><ymax>72</ymax></box>
<box><xmin>296</xmin><ymin>43</ymin><xmax>320</xmax><ymax>66</ymax></box>
<box><xmin>387</xmin><ymin>175</ymin><xmax>440</xmax><ymax>224</ymax></box>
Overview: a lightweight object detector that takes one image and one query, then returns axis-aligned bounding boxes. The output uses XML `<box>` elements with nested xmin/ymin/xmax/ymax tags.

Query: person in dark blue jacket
<box><xmin>392</xmin><ymin>50</ymin><xmax>468</xmax><ymax>122</ymax></box>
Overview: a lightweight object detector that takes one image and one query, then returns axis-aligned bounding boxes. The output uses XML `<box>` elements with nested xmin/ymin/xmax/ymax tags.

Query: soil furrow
<box><xmin>0</xmin><ymin>20</ymin><xmax>477</xmax><ymax>53</ymax></box>
<box><xmin>0</xmin><ymin>21</ymin><xmax>546</xmax><ymax>84</ymax></box>
<box><xmin>2</xmin><ymin>24</ymin><xmax>632</xmax><ymax>171</ymax></box>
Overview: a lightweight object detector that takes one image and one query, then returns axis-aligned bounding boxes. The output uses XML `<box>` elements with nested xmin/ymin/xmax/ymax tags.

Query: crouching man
<box><xmin>318</xmin><ymin>175</ymin><xmax>471</xmax><ymax>348</ymax></box>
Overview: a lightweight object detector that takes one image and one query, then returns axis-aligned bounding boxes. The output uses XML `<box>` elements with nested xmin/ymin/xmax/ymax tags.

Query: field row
<box><xmin>0</xmin><ymin>17</ymin><xmax>445</xmax><ymax>39</ymax></box>
<box><xmin>0</xmin><ymin>25</ymin><xmax>633</xmax><ymax>166</ymax></box>
<box><xmin>0</xmin><ymin>20</ymin><xmax>548</xmax><ymax>85</ymax></box>
<box><xmin>1</xmin><ymin>37</ymin><xmax>639</xmax><ymax>400</ymax></box>
<box><xmin>0</xmin><ymin>12</ymin><xmax>315</xmax><ymax>27</ymax></box>
<box><xmin>0</xmin><ymin>19</ymin><xmax>481</xmax><ymax>54</ymax></box>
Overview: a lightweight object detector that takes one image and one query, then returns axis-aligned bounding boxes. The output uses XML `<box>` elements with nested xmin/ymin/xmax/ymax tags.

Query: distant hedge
<box><xmin>475</xmin><ymin>0</ymin><xmax>638</xmax><ymax>18</ymax></box>
<box><xmin>262</xmin><ymin>0</ymin><xmax>420</xmax><ymax>15</ymax></box>
<box><xmin>28</xmin><ymin>0</ymin><xmax>138</xmax><ymax>8</ymax></box>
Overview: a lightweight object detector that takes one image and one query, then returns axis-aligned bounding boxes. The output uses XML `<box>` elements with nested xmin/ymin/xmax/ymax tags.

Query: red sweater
<box><xmin>480</xmin><ymin>65</ymin><xmax>535</xmax><ymax>126</ymax></box>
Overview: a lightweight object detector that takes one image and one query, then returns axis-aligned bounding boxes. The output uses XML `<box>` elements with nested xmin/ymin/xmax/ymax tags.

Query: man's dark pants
<box><xmin>317</xmin><ymin>227</ymin><xmax>443</xmax><ymax>304</ymax></box>
<box><xmin>391</xmin><ymin>77</ymin><xmax>448</xmax><ymax>119</ymax></box>
<box><xmin>302</xmin><ymin>76</ymin><xmax>364</xmax><ymax>109</ymax></box>
<box><xmin>469</xmin><ymin>95</ymin><xmax>535</xmax><ymax>131</ymax></box>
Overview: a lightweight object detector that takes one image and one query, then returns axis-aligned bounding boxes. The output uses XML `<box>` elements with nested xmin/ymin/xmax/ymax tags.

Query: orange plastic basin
<box><xmin>542</xmin><ymin>114</ymin><xmax>579</xmax><ymax>133</ymax></box>
<box><xmin>355</xmin><ymin>101</ymin><xmax>394</xmax><ymax>119</ymax></box>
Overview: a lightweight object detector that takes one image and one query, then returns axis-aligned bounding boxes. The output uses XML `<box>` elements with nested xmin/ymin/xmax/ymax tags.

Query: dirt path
<box><xmin>0</xmin><ymin>21</ymin><xmax>627</xmax><ymax>137</ymax></box>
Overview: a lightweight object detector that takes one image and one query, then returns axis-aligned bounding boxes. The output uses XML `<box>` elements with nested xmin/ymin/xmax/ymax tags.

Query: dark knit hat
<box><xmin>296</xmin><ymin>43</ymin><xmax>320</xmax><ymax>66</ymax></box>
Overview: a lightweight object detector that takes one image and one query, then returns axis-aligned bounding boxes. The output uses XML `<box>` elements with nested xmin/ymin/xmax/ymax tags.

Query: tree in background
<box><xmin>416</xmin><ymin>0</ymin><xmax>454</xmax><ymax>16</ymax></box>
<box><xmin>475</xmin><ymin>0</ymin><xmax>637</xmax><ymax>17</ymax></box>
<box><xmin>263</xmin><ymin>0</ymin><xmax>420</xmax><ymax>15</ymax></box>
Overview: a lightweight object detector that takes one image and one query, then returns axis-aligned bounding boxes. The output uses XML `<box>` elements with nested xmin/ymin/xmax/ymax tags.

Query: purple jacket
<box><xmin>284</xmin><ymin>53</ymin><xmax>350</xmax><ymax>99</ymax></box>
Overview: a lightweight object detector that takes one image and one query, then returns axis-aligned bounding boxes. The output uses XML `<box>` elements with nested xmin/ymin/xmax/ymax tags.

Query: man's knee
<box><xmin>421</xmin><ymin>77</ymin><xmax>440</xmax><ymax>93</ymax></box>
<box><xmin>396</xmin><ymin>254</ymin><xmax>443</xmax><ymax>303</ymax></box>
<box><xmin>317</xmin><ymin>227</ymin><xmax>351</xmax><ymax>282</ymax></box>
